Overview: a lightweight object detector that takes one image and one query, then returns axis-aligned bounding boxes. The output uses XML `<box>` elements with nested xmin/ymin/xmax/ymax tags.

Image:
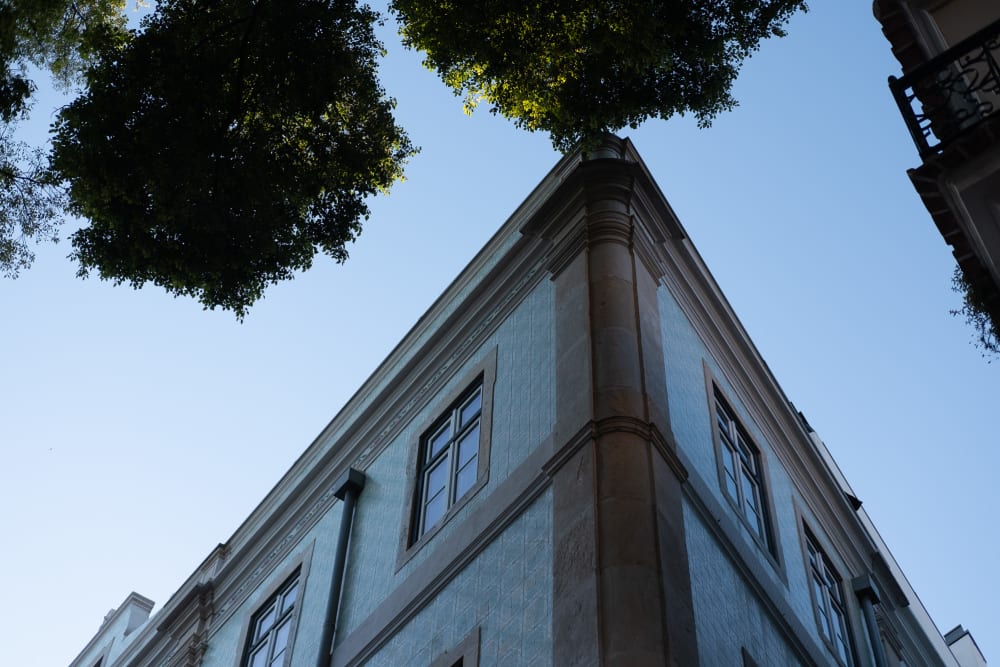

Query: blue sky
<box><xmin>1</xmin><ymin>3</ymin><xmax>995</xmax><ymax>665</ymax></box>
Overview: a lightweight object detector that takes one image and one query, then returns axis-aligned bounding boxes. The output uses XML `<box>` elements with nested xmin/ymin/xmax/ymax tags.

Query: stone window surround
<box><xmin>231</xmin><ymin>544</ymin><xmax>315</xmax><ymax>667</ymax></box>
<box><xmin>704</xmin><ymin>363</ymin><xmax>781</xmax><ymax>566</ymax></box>
<box><xmin>741</xmin><ymin>646</ymin><xmax>762</xmax><ymax>667</ymax></box>
<box><xmin>799</xmin><ymin>521</ymin><xmax>856</xmax><ymax>667</ymax></box>
<box><xmin>412</xmin><ymin>380</ymin><xmax>485</xmax><ymax>540</ymax></box>
<box><xmin>429</xmin><ymin>626</ymin><xmax>481</xmax><ymax>667</ymax></box>
<box><xmin>240</xmin><ymin>571</ymin><xmax>300</xmax><ymax>667</ymax></box>
<box><xmin>397</xmin><ymin>347</ymin><xmax>497</xmax><ymax>569</ymax></box>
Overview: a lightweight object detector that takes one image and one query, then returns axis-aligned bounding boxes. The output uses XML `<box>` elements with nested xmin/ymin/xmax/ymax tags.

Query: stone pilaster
<box><xmin>525</xmin><ymin>137</ymin><xmax>697</xmax><ymax>666</ymax></box>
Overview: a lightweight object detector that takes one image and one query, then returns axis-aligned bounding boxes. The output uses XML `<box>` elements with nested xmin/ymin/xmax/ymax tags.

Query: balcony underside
<box><xmin>908</xmin><ymin>116</ymin><xmax>1000</xmax><ymax>322</ymax></box>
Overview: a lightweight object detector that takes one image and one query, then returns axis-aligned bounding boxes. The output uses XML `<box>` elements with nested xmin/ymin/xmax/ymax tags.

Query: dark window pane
<box><xmin>455</xmin><ymin>456</ymin><xmax>478</xmax><ymax>499</ymax></box>
<box><xmin>280</xmin><ymin>583</ymin><xmax>297</xmax><ymax>613</ymax></box>
<box><xmin>744</xmin><ymin>500</ymin><xmax>762</xmax><ymax>537</ymax></box>
<box><xmin>722</xmin><ymin>445</ymin><xmax>738</xmax><ymax>476</ymax></box>
<box><xmin>812</xmin><ymin>578</ymin><xmax>828</xmax><ymax>625</ymax></box>
<box><xmin>817</xmin><ymin>603</ymin><xmax>831</xmax><ymax>641</ymax></box>
<box><xmin>723</xmin><ymin>448</ymin><xmax>739</xmax><ymax>500</ymax></box>
<box><xmin>741</xmin><ymin>472</ymin><xmax>758</xmax><ymax>512</ymax></box>
<box><xmin>244</xmin><ymin>573</ymin><xmax>300</xmax><ymax>667</ymax></box>
<box><xmin>833</xmin><ymin>612</ymin><xmax>847</xmax><ymax>644</ymax></box>
<box><xmin>724</xmin><ymin>472</ymin><xmax>739</xmax><ymax>501</ymax></box>
<box><xmin>255</xmin><ymin>606</ymin><xmax>276</xmax><ymax>640</ymax></box>
<box><xmin>426</xmin><ymin>459</ymin><xmax>448</xmax><ymax>498</ymax></box>
<box><xmin>837</xmin><ymin>635</ymin><xmax>850</xmax><ymax>663</ymax></box>
<box><xmin>837</xmin><ymin>640</ymin><xmax>850</xmax><ymax>663</ymax></box>
<box><xmin>249</xmin><ymin>645</ymin><xmax>269</xmax><ymax>667</ymax></box>
<box><xmin>737</xmin><ymin>432</ymin><xmax>755</xmax><ymax>463</ymax></box>
<box><xmin>271</xmin><ymin>619</ymin><xmax>291</xmax><ymax>659</ymax></box>
<box><xmin>412</xmin><ymin>379</ymin><xmax>487</xmax><ymax>543</ymax></box>
<box><xmin>460</xmin><ymin>390</ymin><xmax>482</xmax><ymax>427</ymax></box>
<box><xmin>719</xmin><ymin>426</ymin><xmax>733</xmax><ymax>451</ymax></box>
<box><xmin>428</xmin><ymin>423</ymin><xmax>451</xmax><ymax>458</ymax></box>
<box><xmin>457</xmin><ymin>425</ymin><xmax>479</xmax><ymax>467</ymax></box>
<box><xmin>825</xmin><ymin>569</ymin><xmax>840</xmax><ymax>594</ymax></box>
<box><xmin>424</xmin><ymin>489</ymin><xmax>447</xmax><ymax>529</ymax></box>
<box><xmin>717</xmin><ymin>412</ymin><xmax>730</xmax><ymax>438</ymax></box>
<box><xmin>832</xmin><ymin>605</ymin><xmax>850</xmax><ymax>661</ymax></box>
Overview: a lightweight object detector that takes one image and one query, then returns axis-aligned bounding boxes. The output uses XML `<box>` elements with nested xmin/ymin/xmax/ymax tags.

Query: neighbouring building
<box><xmin>68</xmin><ymin>137</ymin><xmax>986</xmax><ymax>667</ymax></box>
<box><xmin>875</xmin><ymin>0</ymin><xmax>1000</xmax><ymax>332</ymax></box>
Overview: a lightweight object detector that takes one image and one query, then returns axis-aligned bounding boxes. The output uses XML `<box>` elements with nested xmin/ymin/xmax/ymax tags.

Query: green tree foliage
<box><xmin>50</xmin><ymin>0</ymin><xmax>415</xmax><ymax>316</ymax></box>
<box><xmin>0</xmin><ymin>0</ymin><xmax>125</xmax><ymax>276</ymax></box>
<box><xmin>6</xmin><ymin>0</ymin><xmax>807</xmax><ymax>315</ymax></box>
<box><xmin>0</xmin><ymin>130</ymin><xmax>65</xmax><ymax>277</ymax></box>
<box><xmin>1</xmin><ymin>0</ymin><xmax>127</xmax><ymax>119</ymax></box>
<box><xmin>951</xmin><ymin>266</ymin><xmax>1000</xmax><ymax>360</ymax></box>
<box><xmin>391</xmin><ymin>0</ymin><xmax>807</xmax><ymax>150</ymax></box>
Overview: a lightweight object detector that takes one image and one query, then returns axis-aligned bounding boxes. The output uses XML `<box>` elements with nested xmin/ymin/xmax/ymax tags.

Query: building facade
<box><xmin>875</xmin><ymin>0</ymin><xmax>1000</xmax><ymax>331</ymax></box>
<box><xmin>68</xmin><ymin>137</ymin><xmax>984</xmax><ymax>667</ymax></box>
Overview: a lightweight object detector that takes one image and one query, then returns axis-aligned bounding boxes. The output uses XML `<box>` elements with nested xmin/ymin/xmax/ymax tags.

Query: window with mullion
<box><xmin>243</xmin><ymin>573</ymin><xmax>300</xmax><ymax>667</ymax></box>
<box><xmin>414</xmin><ymin>382</ymin><xmax>483</xmax><ymax>539</ymax></box>
<box><xmin>806</xmin><ymin>533</ymin><xmax>853</xmax><ymax>665</ymax></box>
<box><xmin>714</xmin><ymin>393</ymin><xmax>770</xmax><ymax>547</ymax></box>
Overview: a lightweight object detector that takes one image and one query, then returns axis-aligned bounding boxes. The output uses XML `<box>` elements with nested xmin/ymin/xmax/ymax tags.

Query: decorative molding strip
<box><xmin>544</xmin><ymin>217</ymin><xmax>588</xmax><ymax>279</ymax></box>
<box><xmin>583</xmin><ymin>206</ymin><xmax>635</xmax><ymax>249</ymax></box>
<box><xmin>353</xmin><ymin>262</ymin><xmax>543</xmax><ymax>472</ymax></box>
<box><xmin>875</xmin><ymin>605</ymin><xmax>905</xmax><ymax>655</ymax></box>
<box><xmin>588</xmin><ymin>416</ymin><xmax>688</xmax><ymax>483</ymax></box>
<box><xmin>215</xmin><ymin>484</ymin><xmax>339</xmax><ymax>622</ymax></box>
<box><xmin>630</xmin><ymin>212</ymin><xmax>670</xmax><ymax>282</ymax></box>
<box><xmin>519</xmin><ymin>146</ymin><xmax>678</xmax><ymax>285</ymax></box>
<box><xmin>541</xmin><ymin>421</ymin><xmax>595</xmax><ymax>479</ymax></box>
<box><xmin>648</xmin><ymin>422</ymin><xmax>688</xmax><ymax>483</ymax></box>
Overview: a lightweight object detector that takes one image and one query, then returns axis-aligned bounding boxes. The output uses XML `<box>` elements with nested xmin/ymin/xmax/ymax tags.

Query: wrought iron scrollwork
<box><xmin>890</xmin><ymin>18</ymin><xmax>1000</xmax><ymax>158</ymax></box>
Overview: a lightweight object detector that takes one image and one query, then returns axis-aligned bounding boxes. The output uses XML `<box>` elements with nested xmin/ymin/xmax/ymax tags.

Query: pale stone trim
<box><xmin>229</xmin><ymin>544</ymin><xmax>315</xmax><ymax>667</ymax></box>
<box><xmin>395</xmin><ymin>346</ymin><xmax>498</xmax><ymax>569</ymax></box>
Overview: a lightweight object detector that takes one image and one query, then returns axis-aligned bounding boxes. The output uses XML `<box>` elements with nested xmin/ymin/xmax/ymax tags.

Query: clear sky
<box><xmin>1</xmin><ymin>3</ymin><xmax>995</xmax><ymax>666</ymax></box>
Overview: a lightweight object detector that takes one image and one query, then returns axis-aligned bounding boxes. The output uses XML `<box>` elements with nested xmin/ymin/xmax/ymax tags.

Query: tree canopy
<box><xmin>2</xmin><ymin>0</ymin><xmax>807</xmax><ymax>315</ymax></box>
<box><xmin>0</xmin><ymin>0</ymin><xmax>125</xmax><ymax>277</ymax></box>
<box><xmin>50</xmin><ymin>0</ymin><xmax>414</xmax><ymax>316</ymax></box>
<box><xmin>392</xmin><ymin>0</ymin><xmax>807</xmax><ymax>151</ymax></box>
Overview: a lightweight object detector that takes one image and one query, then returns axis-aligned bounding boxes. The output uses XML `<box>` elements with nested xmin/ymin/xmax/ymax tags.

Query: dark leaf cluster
<box><xmin>50</xmin><ymin>0</ymin><xmax>415</xmax><ymax>316</ymax></box>
<box><xmin>1</xmin><ymin>1</ymin><xmax>127</xmax><ymax>121</ymax></box>
<box><xmin>951</xmin><ymin>266</ymin><xmax>1000</xmax><ymax>360</ymax></box>
<box><xmin>4</xmin><ymin>0</ymin><xmax>807</xmax><ymax>315</ymax></box>
<box><xmin>392</xmin><ymin>0</ymin><xmax>807</xmax><ymax>151</ymax></box>
<box><xmin>1</xmin><ymin>0</ymin><xmax>125</xmax><ymax>276</ymax></box>
<box><xmin>0</xmin><ymin>131</ymin><xmax>65</xmax><ymax>277</ymax></box>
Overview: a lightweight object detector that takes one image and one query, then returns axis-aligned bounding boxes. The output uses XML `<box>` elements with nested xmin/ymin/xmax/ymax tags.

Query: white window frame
<box><xmin>412</xmin><ymin>380</ymin><xmax>485</xmax><ymax>539</ymax></box>
<box><xmin>397</xmin><ymin>348</ymin><xmax>496</xmax><ymax>566</ymax></box>
<box><xmin>710</xmin><ymin>385</ymin><xmax>774</xmax><ymax>555</ymax></box>
<box><xmin>240</xmin><ymin>571</ymin><xmax>301</xmax><ymax>667</ymax></box>
<box><xmin>805</xmin><ymin>529</ymin><xmax>854</xmax><ymax>666</ymax></box>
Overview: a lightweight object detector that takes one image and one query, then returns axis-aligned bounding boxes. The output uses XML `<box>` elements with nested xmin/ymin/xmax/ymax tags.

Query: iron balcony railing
<box><xmin>890</xmin><ymin>17</ymin><xmax>1000</xmax><ymax>159</ymax></box>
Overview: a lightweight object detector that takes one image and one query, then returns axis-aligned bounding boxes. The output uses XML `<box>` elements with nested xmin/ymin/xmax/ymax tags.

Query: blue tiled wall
<box><xmin>363</xmin><ymin>490</ymin><xmax>553</xmax><ymax>666</ymax></box>
<box><xmin>336</xmin><ymin>279</ymin><xmax>555</xmax><ymax>639</ymax></box>
<box><xmin>657</xmin><ymin>285</ymin><xmax>838</xmax><ymax>664</ymax></box>
<box><xmin>684</xmin><ymin>498</ymin><xmax>806</xmax><ymax>666</ymax></box>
